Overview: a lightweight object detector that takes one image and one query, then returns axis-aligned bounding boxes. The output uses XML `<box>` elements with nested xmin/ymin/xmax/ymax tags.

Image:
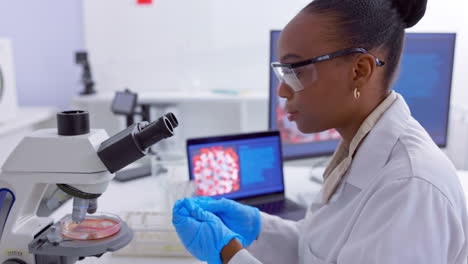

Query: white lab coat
<box><xmin>229</xmin><ymin>94</ymin><xmax>468</xmax><ymax>264</ymax></box>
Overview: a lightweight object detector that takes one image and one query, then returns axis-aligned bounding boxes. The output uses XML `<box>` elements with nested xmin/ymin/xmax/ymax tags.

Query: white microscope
<box><xmin>0</xmin><ymin>110</ymin><xmax>178</xmax><ymax>264</ymax></box>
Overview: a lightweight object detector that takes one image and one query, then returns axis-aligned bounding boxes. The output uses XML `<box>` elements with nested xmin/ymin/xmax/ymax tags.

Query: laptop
<box><xmin>186</xmin><ymin>130</ymin><xmax>306</xmax><ymax>221</ymax></box>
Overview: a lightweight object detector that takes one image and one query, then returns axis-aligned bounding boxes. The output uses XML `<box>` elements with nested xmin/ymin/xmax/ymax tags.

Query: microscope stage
<box><xmin>28</xmin><ymin>214</ymin><xmax>133</xmax><ymax>260</ymax></box>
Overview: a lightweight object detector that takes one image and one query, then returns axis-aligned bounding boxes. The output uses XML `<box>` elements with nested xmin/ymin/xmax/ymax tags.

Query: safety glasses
<box><xmin>271</xmin><ymin>48</ymin><xmax>385</xmax><ymax>92</ymax></box>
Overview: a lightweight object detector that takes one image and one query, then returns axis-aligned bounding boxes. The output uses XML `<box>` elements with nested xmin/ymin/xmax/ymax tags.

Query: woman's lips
<box><xmin>287</xmin><ymin>111</ymin><xmax>298</xmax><ymax>121</ymax></box>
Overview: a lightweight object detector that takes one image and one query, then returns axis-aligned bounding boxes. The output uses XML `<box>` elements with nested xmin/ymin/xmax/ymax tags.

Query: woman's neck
<box><xmin>337</xmin><ymin>91</ymin><xmax>390</xmax><ymax>144</ymax></box>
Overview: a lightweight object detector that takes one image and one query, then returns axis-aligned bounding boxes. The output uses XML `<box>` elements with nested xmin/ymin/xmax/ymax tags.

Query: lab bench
<box><xmin>49</xmin><ymin>165</ymin><xmax>468</xmax><ymax>264</ymax></box>
<box><xmin>50</xmin><ymin>165</ymin><xmax>321</xmax><ymax>264</ymax></box>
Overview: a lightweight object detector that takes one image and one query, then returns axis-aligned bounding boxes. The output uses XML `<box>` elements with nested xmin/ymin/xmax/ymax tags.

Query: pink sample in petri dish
<box><xmin>60</xmin><ymin>213</ymin><xmax>122</xmax><ymax>240</ymax></box>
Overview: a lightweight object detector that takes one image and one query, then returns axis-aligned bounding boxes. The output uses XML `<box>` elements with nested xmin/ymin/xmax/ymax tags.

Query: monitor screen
<box><xmin>111</xmin><ymin>91</ymin><xmax>137</xmax><ymax>116</ymax></box>
<box><xmin>187</xmin><ymin>131</ymin><xmax>284</xmax><ymax>200</ymax></box>
<box><xmin>269</xmin><ymin>31</ymin><xmax>456</xmax><ymax>159</ymax></box>
<box><xmin>393</xmin><ymin>33</ymin><xmax>455</xmax><ymax>146</ymax></box>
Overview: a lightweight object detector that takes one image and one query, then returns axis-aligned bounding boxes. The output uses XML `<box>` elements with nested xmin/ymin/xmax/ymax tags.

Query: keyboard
<box><xmin>255</xmin><ymin>199</ymin><xmax>303</xmax><ymax>213</ymax></box>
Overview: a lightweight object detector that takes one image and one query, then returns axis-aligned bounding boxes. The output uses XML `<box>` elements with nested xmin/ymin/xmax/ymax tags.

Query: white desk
<box><xmin>50</xmin><ymin>166</ymin><xmax>319</xmax><ymax>264</ymax></box>
<box><xmin>50</xmin><ymin>167</ymin><xmax>468</xmax><ymax>264</ymax></box>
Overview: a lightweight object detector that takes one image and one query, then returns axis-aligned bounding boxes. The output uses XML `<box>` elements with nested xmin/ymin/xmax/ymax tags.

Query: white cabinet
<box><xmin>0</xmin><ymin>107</ymin><xmax>56</xmax><ymax>166</ymax></box>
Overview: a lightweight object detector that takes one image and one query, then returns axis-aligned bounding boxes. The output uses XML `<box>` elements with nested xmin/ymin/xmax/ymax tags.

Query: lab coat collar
<box><xmin>344</xmin><ymin>93</ymin><xmax>411</xmax><ymax>190</ymax></box>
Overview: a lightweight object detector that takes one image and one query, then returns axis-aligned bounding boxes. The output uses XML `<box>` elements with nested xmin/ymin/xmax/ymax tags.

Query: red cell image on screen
<box><xmin>275</xmin><ymin>85</ymin><xmax>341</xmax><ymax>144</ymax></box>
<box><xmin>192</xmin><ymin>146</ymin><xmax>240</xmax><ymax>196</ymax></box>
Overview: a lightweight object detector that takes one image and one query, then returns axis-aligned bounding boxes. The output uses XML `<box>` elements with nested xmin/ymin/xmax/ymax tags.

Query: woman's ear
<box><xmin>351</xmin><ymin>54</ymin><xmax>376</xmax><ymax>89</ymax></box>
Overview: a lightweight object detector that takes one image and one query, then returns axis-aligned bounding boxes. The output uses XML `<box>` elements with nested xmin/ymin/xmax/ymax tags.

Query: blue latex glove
<box><xmin>172</xmin><ymin>198</ymin><xmax>242</xmax><ymax>264</ymax></box>
<box><xmin>191</xmin><ymin>197</ymin><xmax>261</xmax><ymax>247</ymax></box>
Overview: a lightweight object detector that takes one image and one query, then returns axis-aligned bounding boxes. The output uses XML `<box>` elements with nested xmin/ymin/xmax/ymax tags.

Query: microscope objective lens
<box><xmin>87</xmin><ymin>198</ymin><xmax>98</xmax><ymax>214</ymax></box>
<box><xmin>72</xmin><ymin>198</ymin><xmax>89</xmax><ymax>224</ymax></box>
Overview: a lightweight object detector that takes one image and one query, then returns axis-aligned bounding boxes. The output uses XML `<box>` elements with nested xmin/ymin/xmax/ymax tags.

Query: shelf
<box><xmin>72</xmin><ymin>90</ymin><xmax>268</xmax><ymax>105</ymax></box>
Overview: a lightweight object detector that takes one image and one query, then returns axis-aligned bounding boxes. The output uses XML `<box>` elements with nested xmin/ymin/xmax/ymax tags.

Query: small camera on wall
<box><xmin>0</xmin><ymin>38</ymin><xmax>18</xmax><ymax>123</ymax></box>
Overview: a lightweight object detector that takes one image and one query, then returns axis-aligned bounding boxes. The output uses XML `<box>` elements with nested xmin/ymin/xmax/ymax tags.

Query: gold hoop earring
<box><xmin>354</xmin><ymin>88</ymin><xmax>361</xmax><ymax>100</ymax></box>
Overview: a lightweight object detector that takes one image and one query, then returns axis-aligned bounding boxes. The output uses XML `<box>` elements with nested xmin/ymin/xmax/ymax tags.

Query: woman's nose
<box><xmin>277</xmin><ymin>82</ymin><xmax>294</xmax><ymax>99</ymax></box>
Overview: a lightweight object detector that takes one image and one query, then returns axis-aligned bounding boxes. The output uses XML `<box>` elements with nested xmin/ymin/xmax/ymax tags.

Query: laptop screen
<box><xmin>186</xmin><ymin>131</ymin><xmax>285</xmax><ymax>200</ymax></box>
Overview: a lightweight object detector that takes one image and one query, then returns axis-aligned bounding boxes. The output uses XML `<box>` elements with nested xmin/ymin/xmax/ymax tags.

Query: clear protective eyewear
<box><xmin>271</xmin><ymin>48</ymin><xmax>385</xmax><ymax>92</ymax></box>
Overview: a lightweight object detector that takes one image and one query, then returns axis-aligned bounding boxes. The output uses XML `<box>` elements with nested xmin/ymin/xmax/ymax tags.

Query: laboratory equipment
<box><xmin>60</xmin><ymin>213</ymin><xmax>122</xmax><ymax>241</ymax></box>
<box><xmin>186</xmin><ymin>131</ymin><xmax>305</xmax><ymax>220</ymax></box>
<box><xmin>111</xmin><ymin>89</ymin><xmax>180</xmax><ymax>182</ymax></box>
<box><xmin>111</xmin><ymin>89</ymin><xmax>150</xmax><ymax>127</ymax></box>
<box><xmin>75</xmin><ymin>51</ymin><xmax>96</xmax><ymax>95</ymax></box>
<box><xmin>0</xmin><ymin>109</ymin><xmax>178</xmax><ymax>264</ymax></box>
<box><xmin>0</xmin><ymin>38</ymin><xmax>18</xmax><ymax>123</ymax></box>
<box><xmin>111</xmin><ymin>89</ymin><xmax>138</xmax><ymax>116</ymax></box>
<box><xmin>269</xmin><ymin>31</ymin><xmax>456</xmax><ymax>159</ymax></box>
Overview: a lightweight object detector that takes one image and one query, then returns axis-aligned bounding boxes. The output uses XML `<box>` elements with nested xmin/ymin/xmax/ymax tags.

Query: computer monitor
<box><xmin>269</xmin><ymin>31</ymin><xmax>456</xmax><ymax>160</ymax></box>
<box><xmin>186</xmin><ymin>131</ymin><xmax>284</xmax><ymax>200</ymax></box>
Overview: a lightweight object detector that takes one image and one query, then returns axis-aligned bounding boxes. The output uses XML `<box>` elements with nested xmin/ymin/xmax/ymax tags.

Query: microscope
<box><xmin>0</xmin><ymin>110</ymin><xmax>178</xmax><ymax>264</ymax></box>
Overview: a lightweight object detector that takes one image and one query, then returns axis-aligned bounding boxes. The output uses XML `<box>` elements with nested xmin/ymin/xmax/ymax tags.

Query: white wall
<box><xmin>407</xmin><ymin>0</ymin><xmax>468</xmax><ymax>107</ymax></box>
<box><xmin>82</xmin><ymin>1</ymin><xmax>468</xmax><ymax>166</ymax></box>
<box><xmin>0</xmin><ymin>1</ymin><xmax>84</xmax><ymax>109</ymax></box>
<box><xmin>83</xmin><ymin>0</ymin><xmax>310</xmax><ymax>94</ymax></box>
<box><xmin>84</xmin><ymin>0</ymin><xmax>467</xmax><ymax>102</ymax></box>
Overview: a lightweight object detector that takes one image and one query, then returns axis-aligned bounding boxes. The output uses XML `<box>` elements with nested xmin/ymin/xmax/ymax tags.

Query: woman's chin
<box><xmin>296</xmin><ymin>122</ymin><xmax>327</xmax><ymax>134</ymax></box>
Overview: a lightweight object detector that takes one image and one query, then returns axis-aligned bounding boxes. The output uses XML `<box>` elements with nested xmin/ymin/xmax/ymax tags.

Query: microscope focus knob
<box><xmin>3</xmin><ymin>259</ymin><xmax>27</xmax><ymax>264</ymax></box>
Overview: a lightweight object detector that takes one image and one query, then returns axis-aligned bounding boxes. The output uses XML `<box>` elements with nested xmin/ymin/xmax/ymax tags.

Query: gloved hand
<box><xmin>172</xmin><ymin>198</ymin><xmax>242</xmax><ymax>264</ymax></box>
<box><xmin>191</xmin><ymin>197</ymin><xmax>261</xmax><ymax>247</ymax></box>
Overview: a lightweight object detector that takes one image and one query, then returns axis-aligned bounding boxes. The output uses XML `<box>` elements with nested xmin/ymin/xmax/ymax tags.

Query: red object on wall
<box><xmin>137</xmin><ymin>0</ymin><xmax>152</xmax><ymax>5</ymax></box>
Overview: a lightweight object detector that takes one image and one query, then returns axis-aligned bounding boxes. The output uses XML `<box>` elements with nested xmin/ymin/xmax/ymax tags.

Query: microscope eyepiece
<box><xmin>57</xmin><ymin>110</ymin><xmax>90</xmax><ymax>136</ymax></box>
<box><xmin>97</xmin><ymin>113</ymin><xmax>178</xmax><ymax>173</ymax></box>
<box><xmin>165</xmin><ymin>112</ymin><xmax>179</xmax><ymax>128</ymax></box>
<box><xmin>135</xmin><ymin>116</ymin><xmax>173</xmax><ymax>150</ymax></box>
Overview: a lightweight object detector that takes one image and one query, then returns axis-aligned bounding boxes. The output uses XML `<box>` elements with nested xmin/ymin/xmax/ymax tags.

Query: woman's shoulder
<box><xmin>382</xmin><ymin>123</ymin><xmax>464</xmax><ymax>211</ymax></box>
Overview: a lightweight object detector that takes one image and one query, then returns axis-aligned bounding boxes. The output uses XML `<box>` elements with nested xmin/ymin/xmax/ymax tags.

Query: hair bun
<box><xmin>392</xmin><ymin>0</ymin><xmax>428</xmax><ymax>28</ymax></box>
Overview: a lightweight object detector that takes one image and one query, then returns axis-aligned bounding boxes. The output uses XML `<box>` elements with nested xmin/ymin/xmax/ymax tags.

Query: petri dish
<box><xmin>60</xmin><ymin>212</ymin><xmax>122</xmax><ymax>240</ymax></box>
